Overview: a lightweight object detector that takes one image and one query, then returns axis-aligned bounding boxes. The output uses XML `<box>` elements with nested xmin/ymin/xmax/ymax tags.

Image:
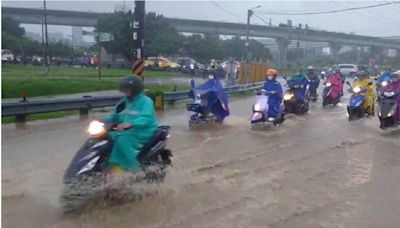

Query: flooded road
<box><xmin>2</xmin><ymin>89</ymin><xmax>400</xmax><ymax>228</ymax></box>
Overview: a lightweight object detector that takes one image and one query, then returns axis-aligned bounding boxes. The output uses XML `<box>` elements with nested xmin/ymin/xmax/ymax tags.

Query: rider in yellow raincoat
<box><xmin>352</xmin><ymin>70</ymin><xmax>375</xmax><ymax>115</ymax></box>
<box><xmin>102</xmin><ymin>76</ymin><xmax>157</xmax><ymax>173</ymax></box>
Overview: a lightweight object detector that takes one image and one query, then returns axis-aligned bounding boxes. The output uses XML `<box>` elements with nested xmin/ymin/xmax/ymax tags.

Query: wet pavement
<box><xmin>2</xmin><ymin>85</ymin><xmax>400</xmax><ymax>228</ymax></box>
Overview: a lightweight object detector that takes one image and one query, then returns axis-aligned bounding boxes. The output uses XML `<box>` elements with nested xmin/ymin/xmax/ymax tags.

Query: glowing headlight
<box><xmin>381</xmin><ymin>81</ymin><xmax>388</xmax><ymax>87</ymax></box>
<box><xmin>383</xmin><ymin>91</ymin><xmax>395</xmax><ymax>97</ymax></box>
<box><xmin>284</xmin><ymin>93</ymin><xmax>294</xmax><ymax>100</ymax></box>
<box><xmin>326</xmin><ymin>82</ymin><xmax>332</xmax><ymax>87</ymax></box>
<box><xmin>353</xmin><ymin>87</ymin><xmax>361</xmax><ymax>93</ymax></box>
<box><xmin>254</xmin><ymin>104</ymin><xmax>261</xmax><ymax>111</ymax></box>
<box><xmin>87</xmin><ymin>121</ymin><xmax>105</xmax><ymax>135</ymax></box>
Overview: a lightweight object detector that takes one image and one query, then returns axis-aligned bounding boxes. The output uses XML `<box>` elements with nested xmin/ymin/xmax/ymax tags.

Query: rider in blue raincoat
<box><xmin>377</xmin><ymin>70</ymin><xmax>392</xmax><ymax>94</ymax></box>
<box><xmin>102</xmin><ymin>76</ymin><xmax>157</xmax><ymax>172</ymax></box>
<box><xmin>188</xmin><ymin>75</ymin><xmax>229</xmax><ymax>121</ymax></box>
<box><xmin>263</xmin><ymin>69</ymin><xmax>283</xmax><ymax>118</ymax></box>
<box><xmin>288</xmin><ymin>70</ymin><xmax>309</xmax><ymax>102</ymax></box>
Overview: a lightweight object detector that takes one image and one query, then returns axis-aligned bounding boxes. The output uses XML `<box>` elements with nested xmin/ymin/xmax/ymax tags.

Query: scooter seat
<box><xmin>137</xmin><ymin>127</ymin><xmax>169</xmax><ymax>162</ymax></box>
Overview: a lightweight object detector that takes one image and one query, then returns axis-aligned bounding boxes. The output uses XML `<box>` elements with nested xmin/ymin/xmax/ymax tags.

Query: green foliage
<box><xmin>2</xmin><ymin>16</ymin><xmax>25</xmax><ymax>38</ymax></box>
<box><xmin>95</xmin><ymin>12</ymin><xmax>272</xmax><ymax>63</ymax></box>
<box><xmin>49</xmin><ymin>41</ymin><xmax>73</xmax><ymax>57</ymax></box>
<box><xmin>145</xmin><ymin>12</ymin><xmax>183</xmax><ymax>57</ymax></box>
<box><xmin>96</xmin><ymin>11</ymin><xmax>183</xmax><ymax>60</ymax></box>
<box><xmin>97</xmin><ymin>11</ymin><xmax>134</xmax><ymax>60</ymax></box>
<box><xmin>2</xmin><ymin>64</ymin><xmax>188</xmax><ymax>98</ymax></box>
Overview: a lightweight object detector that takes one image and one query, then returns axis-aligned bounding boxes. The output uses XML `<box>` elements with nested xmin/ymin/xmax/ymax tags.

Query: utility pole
<box><xmin>132</xmin><ymin>0</ymin><xmax>145</xmax><ymax>80</ymax></box>
<box><xmin>245</xmin><ymin>5</ymin><xmax>260</xmax><ymax>83</ymax></box>
<box><xmin>43</xmin><ymin>0</ymin><xmax>50</xmax><ymax>72</ymax></box>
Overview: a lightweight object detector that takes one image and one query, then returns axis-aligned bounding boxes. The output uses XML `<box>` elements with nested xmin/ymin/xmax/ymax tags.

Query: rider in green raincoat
<box><xmin>102</xmin><ymin>76</ymin><xmax>157</xmax><ymax>172</ymax></box>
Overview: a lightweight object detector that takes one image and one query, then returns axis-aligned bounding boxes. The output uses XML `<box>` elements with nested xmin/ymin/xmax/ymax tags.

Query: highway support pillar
<box><xmin>276</xmin><ymin>38</ymin><xmax>290</xmax><ymax>70</ymax></box>
<box><xmin>329</xmin><ymin>43</ymin><xmax>341</xmax><ymax>63</ymax></box>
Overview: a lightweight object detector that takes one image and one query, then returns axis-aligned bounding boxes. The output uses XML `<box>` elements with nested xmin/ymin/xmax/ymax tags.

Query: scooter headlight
<box><xmin>381</xmin><ymin>81</ymin><xmax>388</xmax><ymax>87</ymax></box>
<box><xmin>388</xmin><ymin>105</ymin><xmax>397</xmax><ymax>117</ymax></box>
<box><xmin>326</xmin><ymin>82</ymin><xmax>332</xmax><ymax>87</ymax></box>
<box><xmin>284</xmin><ymin>93</ymin><xmax>294</xmax><ymax>101</ymax></box>
<box><xmin>88</xmin><ymin>121</ymin><xmax>105</xmax><ymax>136</ymax></box>
<box><xmin>254</xmin><ymin>104</ymin><xmax>261</xmax><ymax>111</ymax></box>
<box><xmin>353</xmin><ymin>87</ymin><xmax>361</xmax><ymax>93</ymax></box>
<box><xmin>383</xmin><ymin>91</ymin><xmax>395</xmax><ymax>97</ymax></box>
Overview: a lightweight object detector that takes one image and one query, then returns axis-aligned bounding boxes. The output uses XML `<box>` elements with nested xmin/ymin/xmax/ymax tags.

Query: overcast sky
<box><xmin>2</xmin><ymin>0</ymin><xmax>400</xmax><ymax>38</ymax></box>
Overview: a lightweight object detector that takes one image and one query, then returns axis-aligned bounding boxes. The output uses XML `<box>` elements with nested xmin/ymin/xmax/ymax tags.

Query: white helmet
<box><xmin>307</xmin><ymin>65</ymin><xmax>314</xmax><ymax>70</ymax></box>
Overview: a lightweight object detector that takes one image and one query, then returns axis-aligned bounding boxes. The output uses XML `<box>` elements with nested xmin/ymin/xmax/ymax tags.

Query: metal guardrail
<box><xmin>2</xmin><ymin>82</ymin><xmax>263</xmax><ymax>121</ymax></box>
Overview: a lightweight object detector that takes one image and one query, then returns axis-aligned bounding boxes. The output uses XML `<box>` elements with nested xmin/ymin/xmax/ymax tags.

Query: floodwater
<box><xmin>2</xmin><ymin>85</ymin><xmax>400</xmax><ymax>228</ymax></box>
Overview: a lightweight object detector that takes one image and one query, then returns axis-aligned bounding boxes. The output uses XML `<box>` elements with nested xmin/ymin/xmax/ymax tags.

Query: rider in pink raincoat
<box><xmin>385</xmin><ymin>72</ymin><xmax>400</xmax><ymax>122</ymax></box>
<box><xmin>326</xmin><ymin>71</ymin><xmax>343</xmax><ymax>100</ymax></box>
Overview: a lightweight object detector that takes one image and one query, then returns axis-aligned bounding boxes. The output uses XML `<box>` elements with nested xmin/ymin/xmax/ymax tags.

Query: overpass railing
<box><xmin>2</xmin><ymin>82</ymin><xmax>263</xmax><ymax>122</ymax></box>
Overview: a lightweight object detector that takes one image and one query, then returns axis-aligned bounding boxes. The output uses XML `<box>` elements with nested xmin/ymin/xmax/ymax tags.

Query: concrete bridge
<box><xmin>3</xmin><ymin>6</ymin><xmax>400</xmax><ymax>67</ymax></box>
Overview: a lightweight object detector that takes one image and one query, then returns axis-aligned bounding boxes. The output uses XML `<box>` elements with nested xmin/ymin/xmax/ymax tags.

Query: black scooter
<box><xmin>378</xmin><ymin>91</ymin><xmax>399</xmax><ymax>130</ymax></box>
<box><xmin>283</xmin><ymin>79</ymin><xmax>309</xmax><ymax>115</ymax></box>
<box><xmin>61</xmin><ymin>120</ymin><xmax>172</xmax><ymax>212</ymax></box>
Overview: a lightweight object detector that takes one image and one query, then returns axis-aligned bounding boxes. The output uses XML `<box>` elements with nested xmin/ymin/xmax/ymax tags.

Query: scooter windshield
<box><xmin>189</xmin><ymin>79</ymin><xmax>229</xmax><ymax>119</ymax></box>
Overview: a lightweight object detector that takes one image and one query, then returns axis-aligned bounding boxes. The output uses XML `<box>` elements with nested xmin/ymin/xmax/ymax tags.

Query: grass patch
<box><xmin>2</xmin><ymin>64</ymin><xmax>189</xmax><ymax>98</ymax></box>
<box><xmin>2</xmin><ymin>110</ymin><xmax>77</xmax><ymax>124</ymax></box>
<box><xmin>1</xmin><ymin>64</ymin><xmax>187</xmax><ymax>79</ymax></box>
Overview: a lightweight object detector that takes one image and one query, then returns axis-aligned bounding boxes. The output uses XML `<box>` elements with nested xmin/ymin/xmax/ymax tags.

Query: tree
<box><xmin>223</xmin><ymin>36</ymin><xmax>272</xmax><ymax>61</ymax></box>
<box><xmin>2</xmin><ymin>16</ymin><xmax>25</xmax><ymax>38</ymax></box>
<box><xmin>96</xmin><ymin>11</ymin><xmax>134</xmax><ymax>61</ymax></box>
<box><xmin>145</xmin><ymin>12</ymin><xmax>183</xmax><ymax>57</ymax></box>
<box><xmin>96</xmin><ymin>11</ymin><xmax>182</xmax><ymax>61</ymax></box>
<box><xmin>182</xmin><ymin>34</ymin><xmax>225</xmax><ymax>62</ymax></box>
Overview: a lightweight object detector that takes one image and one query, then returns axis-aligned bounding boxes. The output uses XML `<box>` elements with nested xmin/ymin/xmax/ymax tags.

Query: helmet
<box><xmin>266</xmin><ymin>68</ymin><xmax>278</xmax><ymax>77</ymax></box>
<box><xmin>392</xmin><ymin>70</ymin><xmax>400</xmax><ymax>79</ymax></box>
<box><xmin>307</xmin><ymin>65</ymin><xmax>314</xmax><ymax>70</ymax></box>
<box><xmin>119</xmin><ymin>75</ymin><xmax>144</xmax><ymax>96</ymax></box>
<box><xmin>355</xmin><ymin>70</ymin><xmax>368</xmax><ymax>78</ymax></box>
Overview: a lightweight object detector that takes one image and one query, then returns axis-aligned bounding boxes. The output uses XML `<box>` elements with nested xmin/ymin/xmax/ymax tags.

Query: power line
<box><xmin>333</xmin><ymin>1</ymin><xmax>400</xmax><ymax>28</ymax></box>
<box><xmin>344</xmin><ymin>1</ymin><xmax>400</xmax><ymax>26</ymax></box>
<box><xmin>255</xmin><ymin>1</ymin><xmax>400</xmax><ymax>15</ymax></box>
<box><xmin>210</xmin><ymin>1</ymin><xmax>241</xmax><ymax>22</ymax></box>
<box><xmin>253</xmin><ymin>14</ymin><xmax>270</xmax><ymax>26</ymax></box>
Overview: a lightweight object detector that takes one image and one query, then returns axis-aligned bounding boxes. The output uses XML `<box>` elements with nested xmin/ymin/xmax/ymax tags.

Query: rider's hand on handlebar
<box><xmin>114</xmin><ymin>123</ymin><xmax>132</xmax><ymax>131</ymax></box>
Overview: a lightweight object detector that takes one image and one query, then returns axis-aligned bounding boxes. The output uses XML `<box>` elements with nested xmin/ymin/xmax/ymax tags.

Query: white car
<box><xmin>2</xmin><ymin>49</ymin><xmax>14</xmax><ymax>62</ymax></box>
<box><xmin>338</xmin><ymin>64</ymin><xmax>358</xmax><ymax>77</ymax></box>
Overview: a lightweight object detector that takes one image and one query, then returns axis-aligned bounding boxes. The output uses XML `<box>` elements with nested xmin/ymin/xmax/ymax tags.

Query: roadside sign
<box><xmin>98</xmin><ymin>33</ymin><xmax>114</xmax><ymax>42</ymax></box>
<box><xmin>82</xmin><ymin>31</ymin><xmax>97</xmax><ymax>36</ymax></box>
<box><xmin>82</xmin><ymin>31</ymin><xmax>114</xmax><ymax>42</ymax></box>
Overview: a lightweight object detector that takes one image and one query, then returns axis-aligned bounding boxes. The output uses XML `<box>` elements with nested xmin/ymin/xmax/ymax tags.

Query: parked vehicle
<box><xmin>32</xmin><ymin>55</ymin><xmax>44</xmax><ymax>66</ymax></box>
<box><xmin>1</xmin><ymin>49</ymin><xmax>14</xmax><ymax>63</ymax></box>
<box><xmin>338</xmin><ymin>64</ymin><xmax>358</xmax><ymax>77</ymax></box>
<box><xmin>178</xmin><ymin>57</ymin><xmax>202</xmax><ymax>74</ymax></box>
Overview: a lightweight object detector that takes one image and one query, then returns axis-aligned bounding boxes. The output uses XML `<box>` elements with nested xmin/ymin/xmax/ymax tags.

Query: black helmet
<box><xmin>119</xmin><ymin>75</ymin><xmax>143</xmax><ymax>96</ymax></box>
